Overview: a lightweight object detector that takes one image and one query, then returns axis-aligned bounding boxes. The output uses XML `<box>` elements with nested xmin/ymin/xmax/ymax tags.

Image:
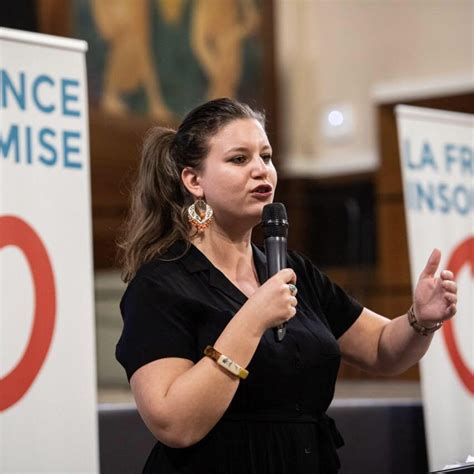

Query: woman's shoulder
<box><xmin>122</xmin><ymin>241</ymin><xmax>192</xmax><ymax>301</ymax></box>
<box><xmin>287</xmin><ymin>249</ymin><xmax>322</xmax><ymax>275</ymax></box>
<box><xmin>133</xmin><ymin>240</ymin><xmax>190</xmax><ymax>280</ymax></box>
<box><xmin>286</xmin><ymin>249</ymin><xmax>335</xmax><ymax>296</ymax></box>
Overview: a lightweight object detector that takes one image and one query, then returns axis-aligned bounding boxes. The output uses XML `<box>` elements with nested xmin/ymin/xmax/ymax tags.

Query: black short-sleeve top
<box><xmin>116</xmin><ymin>241</ymin><xmax>363</xmax><ymax>474</ymax></box>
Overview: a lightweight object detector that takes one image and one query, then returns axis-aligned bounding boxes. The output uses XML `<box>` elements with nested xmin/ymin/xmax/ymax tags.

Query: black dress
<box><xmin>116</xmin><ymin>241</ymin><xmax>363</xmax><ymax>474</ymax></box>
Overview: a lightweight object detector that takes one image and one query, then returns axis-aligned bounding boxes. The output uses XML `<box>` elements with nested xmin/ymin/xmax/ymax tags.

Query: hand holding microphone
<box><xmin>261</xmin><ymin>203</ymin><xmax>295</xmax><ymax>342</ymax></box>
<box><xmin>238</xmin><ymin>203</ymin><xmax>296</xmax><ymax>341</ymax></box>
<box><xmin>241</xmin><ymin>268</ymin><xmax>298</xmax><ymax>337</ymax></box>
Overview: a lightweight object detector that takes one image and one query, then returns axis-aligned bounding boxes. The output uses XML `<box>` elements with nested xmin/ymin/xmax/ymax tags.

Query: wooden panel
<box><xmin>89</xmin><ymin>109</ymin><xmax>154</xmax><ymax>268</ymax></box>
<box><xmin>363</xmin><ymin>292</ymin><xmax>412</xmax><ymax>320</ymax></box>
<box><xmin>376</xmin><ymin>198</ymin><xmax>411</xmax><ymax>287</ymax></box>
<box><xmin>376</xmin><ymin>104</ymin><xmax>404</xmax><ymax>197</ymax></box>
<box><xmin>36</xmin><ymin>0</ymin><xmax>71</xmax><ymax>37</ymax></box>
<box><xmin>89</xmin><ymin>109</ymin><xmax>156</xmax><ymax>209</ymax></box>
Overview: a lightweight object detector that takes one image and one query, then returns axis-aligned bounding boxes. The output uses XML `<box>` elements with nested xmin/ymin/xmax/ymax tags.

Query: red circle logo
<box><xmin>443</xmin><ymin>235</ymin><xmax>474</xmax><ymax>395</ymax></box>
<box><xmin>0</xmin><ymin>216</ymin><xmax>56</xmax><ymax>411</ymax></box>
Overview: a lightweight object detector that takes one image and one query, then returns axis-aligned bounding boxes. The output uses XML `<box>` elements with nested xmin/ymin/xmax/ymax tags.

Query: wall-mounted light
<box><xmin>328</xmin><ymin>110</ymin><xmax>344</xmax><ymax>127</ymax></box>
<box><xmin>321</xmin><ymin>103</ymin><xmax>355</xmax><ymax>142</ymax></box>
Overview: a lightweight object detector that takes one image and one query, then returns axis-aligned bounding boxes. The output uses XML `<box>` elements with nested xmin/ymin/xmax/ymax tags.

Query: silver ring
<box><xmin>288</xmin><ymin>283</ymin><xmax>297</xmax><ymax>296</ymax></box>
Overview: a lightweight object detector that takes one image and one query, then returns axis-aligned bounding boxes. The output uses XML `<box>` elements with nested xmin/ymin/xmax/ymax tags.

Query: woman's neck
<box><xmin>191</xmin><ymin>224</ymin><xmax>257</xmax><ymax>285</ymax></box>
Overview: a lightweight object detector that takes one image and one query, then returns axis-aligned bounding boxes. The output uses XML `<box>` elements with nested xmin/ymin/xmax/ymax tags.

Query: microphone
<box><xmin>261</xmin><ymin>202</ymin><xmax>289</xmax><ymax>342</ymax></box>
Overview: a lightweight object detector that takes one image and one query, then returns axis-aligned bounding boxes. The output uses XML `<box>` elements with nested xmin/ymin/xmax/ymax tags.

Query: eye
<box><xmin>230</xmin><ymin>155</ymin><xmax>247</xmax><ymax>164</ymax></box>
<box><xmin>261</xmin><ymin>154</ymin><xmax>272</xmax><ymax>163</ymax></box>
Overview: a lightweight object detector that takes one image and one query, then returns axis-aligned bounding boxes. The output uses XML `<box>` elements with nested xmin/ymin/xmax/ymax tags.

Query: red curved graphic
<box><xmin>443</xmin><ymin>236</ymin><xmax>474</xmax><ymax>395</ymax></box>
<box><xmin>0</xmin><ymin>216</ymin><xmax>56</xmax><ymax>411</ymax></box>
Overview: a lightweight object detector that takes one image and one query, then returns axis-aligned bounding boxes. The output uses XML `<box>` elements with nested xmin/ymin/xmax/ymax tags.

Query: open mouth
<box><xmin>251</xmin><ymin>184</ymin><xmax>272</xmax><ymax>194</ymax></box>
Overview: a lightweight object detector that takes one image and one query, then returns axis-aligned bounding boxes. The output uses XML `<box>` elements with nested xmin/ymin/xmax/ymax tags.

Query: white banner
<box><xmin>0</xmin><ymin>28</ymin><xmax>98</xmax><ymax>472</ymax></box>
<box><xmin>396</xmin><ymin>105</ymin><xmax>473</xmax><ymax>471</ymax></box>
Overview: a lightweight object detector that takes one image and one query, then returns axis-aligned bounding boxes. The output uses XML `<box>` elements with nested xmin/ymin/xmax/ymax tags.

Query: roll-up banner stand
<box><xmin>396</xmin><ymin>105</ymin><xmax>473</xmax><ymax>471</ymax></box>
<box><xmin>0</xmin><ymin>28</ymin><xmax>99</xmax><ymax>472</ymax></box>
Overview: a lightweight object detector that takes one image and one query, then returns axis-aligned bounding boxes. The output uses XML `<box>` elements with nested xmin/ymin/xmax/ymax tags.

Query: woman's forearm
<box><xmin>142</xmin><ymin>307</ymin><xmax>263</xmax><ymax>448</ymax></box>
<box><xmin>376</xmin><ymin>313</ymin><xmax>434</xmax><ymax>375</ymax></box>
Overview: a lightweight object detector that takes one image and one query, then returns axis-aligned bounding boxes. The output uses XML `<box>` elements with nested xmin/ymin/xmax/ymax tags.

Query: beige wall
<box><xmin>275</xmin><ymin>0</ymin><xmax>474</xmax><ymax>175</ymax></box>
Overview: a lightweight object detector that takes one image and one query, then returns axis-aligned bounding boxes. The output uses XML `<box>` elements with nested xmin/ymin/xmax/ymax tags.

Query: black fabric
<box><xmin>116</xmin><ymin>241</ymin><xmax>363</xmax><ymax>474</ymax></box>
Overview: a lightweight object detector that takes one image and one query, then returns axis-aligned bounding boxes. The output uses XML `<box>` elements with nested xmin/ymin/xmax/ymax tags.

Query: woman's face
<box><xmin>188</xmin><ymin>118</ymin><xmax>277</xmax><ymax>230</ymax></box>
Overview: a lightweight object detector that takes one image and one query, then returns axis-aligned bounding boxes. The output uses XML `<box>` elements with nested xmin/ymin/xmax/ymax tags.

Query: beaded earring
<box><xmin>188</xmin><ymin>199</ymin><xmax>213</xmax><ymax>232</ymax></box>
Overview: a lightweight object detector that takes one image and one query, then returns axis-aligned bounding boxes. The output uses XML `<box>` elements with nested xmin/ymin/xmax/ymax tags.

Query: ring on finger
<box><xmin>288</xmin><ymin>283</ymin><xmax>298</xmax><ymax>296</ymax></box>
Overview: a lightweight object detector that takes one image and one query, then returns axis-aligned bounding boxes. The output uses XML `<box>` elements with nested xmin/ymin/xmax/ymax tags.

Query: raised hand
<box><xmin>241</xmin><ymin>268</ymin><xmax>298</xmax><ymax>334</ymax></box>
<box><xmin>414</xmin><ymin>248</ymin><xmax>457</xmax><ymax>327</ymax></box>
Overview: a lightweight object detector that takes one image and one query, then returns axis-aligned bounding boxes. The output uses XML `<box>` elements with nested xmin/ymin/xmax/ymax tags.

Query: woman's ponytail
<box><xmin>117</xmin><ymin>127</ymin><xmax>191</xmax><ymax>282</ymax></box>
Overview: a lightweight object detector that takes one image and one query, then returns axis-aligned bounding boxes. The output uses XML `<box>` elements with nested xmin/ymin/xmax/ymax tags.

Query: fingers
<box><xmin>288</xmin><ymin>283</ymin><xmax>298</xmax><ymax>297</ymax></box>
<box><xmin>441</xmin><ymin>277</ymin><xmax>457</xmax><ymax>307</ymax></box>
<box><xmin>286</xmin><ymin>305</ymin><xmax>297</xmax><ymax>321</ymax></box>
<box><xmin>442</xmin><ymin>274</ymin><xmax>457</xmax><ymax>317</ymax></box>
<box><xmin>446</xmin><ymin>303</ymin><xmax>457</xmax><ymax>318</ymax></box>
<box><xmin>444</xmin><ymin>295</ymin><xmax>457</xmax><ymax>308</ymax></box>
<box><xmin>279</xmin><ymin>298</ymin><xmax>297</xmax><ymax>324</ymax></box>
<box><xmin>419</xmin><ymin>248</ymin><xmax>441</xmax><ymax>279</ymax></box>
<box><xmin>285</xmin><ymin>290</ymin><xmax>298</xmax><ymax>322</ymax></box>
<box><xmin>278</xmin><ymin>268</ymin><xmax>297</xmax><ymax>285</ymax></box>
<box><xmin>441</xmin><ymin>270</ymin><xmax>454</xmax><ymax>281</ymax></box>
<box><xmin>442</xmin><ymin>279</ymin><xmax>457</xmax><ymax>293</ymax></box>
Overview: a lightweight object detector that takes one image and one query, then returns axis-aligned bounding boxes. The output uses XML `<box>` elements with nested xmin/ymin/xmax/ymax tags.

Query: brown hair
<box><xmin>117</xmin><ymin>98</ymin><xmax>265</xmax><ymax>282</ymax></box>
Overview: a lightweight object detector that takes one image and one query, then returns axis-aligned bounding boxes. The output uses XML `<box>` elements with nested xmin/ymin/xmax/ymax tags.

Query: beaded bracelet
<box><xmin>204</xmin><ymin>346</ymin><xmax>249</xmax><ymax>380</ymax></box>
<box><xmin>407</xmin><ymin>305</ymin><xmax>443</xmax><ymax>336</ymax></box>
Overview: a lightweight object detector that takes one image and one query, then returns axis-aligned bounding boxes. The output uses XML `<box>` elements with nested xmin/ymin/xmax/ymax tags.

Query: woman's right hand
<box><xmin>241</xmin><ymin>268</ymin><xmax>298</xmax><ymax>335</ymax></box>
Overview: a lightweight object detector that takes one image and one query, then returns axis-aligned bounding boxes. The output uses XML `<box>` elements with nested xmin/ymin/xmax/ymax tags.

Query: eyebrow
<box><xmin>224</xmin><ymin>145</ymin><xmax>272</xmax><ymax>154</ymax></box>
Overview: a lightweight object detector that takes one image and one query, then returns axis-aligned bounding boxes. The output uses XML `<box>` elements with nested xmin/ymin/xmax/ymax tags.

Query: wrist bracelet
<box><xmin>204</xmin><ymin>346</ymin><xmax>249</xmax><ymax>380</ymax></box>
<box><xmin>407</xmin><ymin>305</ymin><xmax>443</xmax><ymax>336</ymax></box>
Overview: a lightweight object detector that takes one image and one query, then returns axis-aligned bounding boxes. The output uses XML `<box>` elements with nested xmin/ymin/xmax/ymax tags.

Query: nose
<box><xmin>250</xmin><ymin>155</ymin><xmax>269</xmax><ymax>178</ymax></box>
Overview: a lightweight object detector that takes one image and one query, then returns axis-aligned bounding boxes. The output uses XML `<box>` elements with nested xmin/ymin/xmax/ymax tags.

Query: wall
<box><xmin>275</xmin><ymin>0</ymin><xmax>474</xmax><ymax>175</ymax></box>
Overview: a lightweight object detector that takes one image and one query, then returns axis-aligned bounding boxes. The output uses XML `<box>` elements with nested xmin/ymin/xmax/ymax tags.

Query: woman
<box><xmin>116</xmin><ymin>98</ymin><xmax>457</xmax><ymax>473</ymax></box>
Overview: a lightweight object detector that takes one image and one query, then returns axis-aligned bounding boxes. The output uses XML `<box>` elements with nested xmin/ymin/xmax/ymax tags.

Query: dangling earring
<box><xmin>188</xmin><ymin>199</ymin><xmax>213</xmax><ymax>232</ymax></box>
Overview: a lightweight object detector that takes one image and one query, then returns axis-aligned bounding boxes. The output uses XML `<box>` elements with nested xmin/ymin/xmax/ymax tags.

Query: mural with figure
<box><xmin>74</xmin><ymin>0</ymin><xmax>263</xmax><ymax>120</ymax></box>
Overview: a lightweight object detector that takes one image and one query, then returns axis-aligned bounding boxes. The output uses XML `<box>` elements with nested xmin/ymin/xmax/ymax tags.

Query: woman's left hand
<box><xmin>413</xmin><ymin>248</ymin><xmax>457</xmax><ymax>327</ymax></box>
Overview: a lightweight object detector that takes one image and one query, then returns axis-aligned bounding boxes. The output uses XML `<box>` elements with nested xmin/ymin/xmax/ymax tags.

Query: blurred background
<box><xmin>3</xmin><ymin>0</ymin><xmax>473</xmax><ymax>402</ymax></box>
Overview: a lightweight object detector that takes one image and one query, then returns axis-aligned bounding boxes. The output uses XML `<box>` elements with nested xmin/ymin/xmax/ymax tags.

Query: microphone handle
<box><xmin>264</xmin><ymin>236</ymin><xmax>288</xmax><ymax>342</ymax></box>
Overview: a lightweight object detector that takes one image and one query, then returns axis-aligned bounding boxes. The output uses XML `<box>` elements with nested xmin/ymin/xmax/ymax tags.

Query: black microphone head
<box><xmin>261</xmin><ymin>202</ymin><xmax>288</xmax><ymax>238</ymax></box>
